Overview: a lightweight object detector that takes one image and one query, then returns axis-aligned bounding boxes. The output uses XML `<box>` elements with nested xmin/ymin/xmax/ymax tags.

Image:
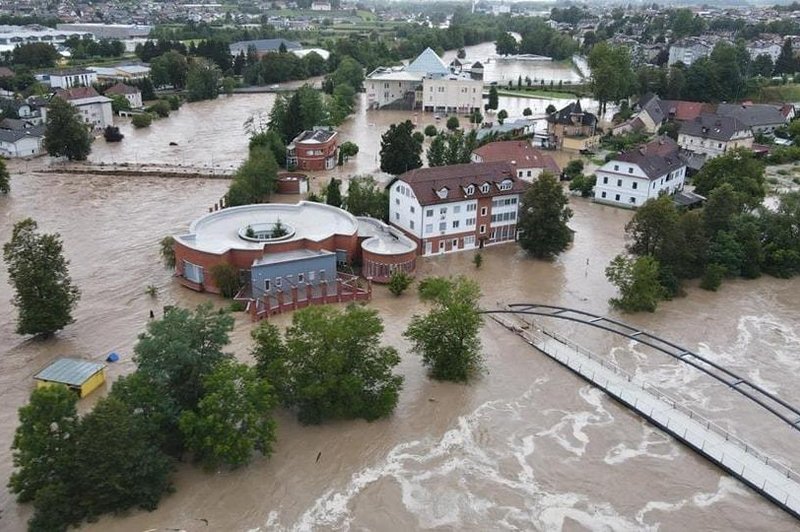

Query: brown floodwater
<box><xmin>1</xmin><ymin>92</ymin><xmax>799</xmax><ymax>532</ymax></box>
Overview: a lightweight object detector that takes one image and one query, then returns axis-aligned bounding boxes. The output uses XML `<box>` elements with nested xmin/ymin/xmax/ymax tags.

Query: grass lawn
<box><xmin>754</xmin><ymin>84</ymin><xmax>800</xmax><ymax>102</ymax></box>
<box><xmin>496</xmin><ymin>88</ymin><xmax>582</xmax><ymax>99</ymax></box>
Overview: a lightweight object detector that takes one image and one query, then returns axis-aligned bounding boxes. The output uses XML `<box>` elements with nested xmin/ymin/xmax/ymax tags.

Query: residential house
<box><xmin>613</xmin><ymin>93</ymin><xmax>667</xmax><ymax>136</ymax></box>
<box><xmin>310</xmin><ymin>1</ymin><xmax>332</xmax><ymax>10</ymax></box>
<box><xmin>668</xmin><ymin>38</ymin><xmax>713</xmax><ymax>66</ymax></box>
<box><xmin>715</xmin><ymin>102</ymin><xmax>789</xmax><ymax>135</ymax></box>
<box><xmin>471</xmin><ymin>140</ymin><xmax>560</xmax><ymax>182</ymax></box>
<box><xmin>55</xmin><ymin>87</ymin><xmax>113</xmax><ymax>129</ymax></box>
<box><xmin>594</xmin><ymin>136</ymin><xmax>687</xmax><ymax>209</ymax></box>
<box><xmin>746</xmin><ymin>40</ymin><xmax>782</xmax><ymax>62</ymax></box>
<box><xmin>104</xmin><ymin>82</ymin><xmax>142</xmax><ymax>109</ymax></box>
<box><xmin>286</xmin><ymin>128</ymin><xmax>339</xmax><ymax>171</ymax></box>
<box><xmin>678</xmin><ymin>113</ymin><xmax>754</xmax><ymax>159</ymax></box>
<box><xmin>0</xmin><ymin>118</ymin><xmax>45</xmax><ymax>158</ymax></box>
<box><xmin>88</xmin><ymin>64</ymin><xmax>151</xmax><ymax>82</ymax></box>
<box><xmin>366</xmin><ymin>48</ymin><xmax>483</xmax><ymax>114</ymax></box>
<box><xmin>37</xmin><ymin>68</ymin><xmax>98</xmax><ymax>89</ymax></box>
<box><xmin>389</xmin><ymin>161</ymin><xmax>527</xmax><ymax>255</ymax></box>
<box><xmin>0</xmin><ymin>97</ymin><xmax>47</xmax><ymax>125</ymax></box>
<box><xmin>546</xmin><ymin>100</ymin><xmax>599</xmax><ymax>151</ymax></box>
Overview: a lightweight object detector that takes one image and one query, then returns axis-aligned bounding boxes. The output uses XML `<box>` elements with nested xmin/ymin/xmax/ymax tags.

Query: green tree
<box><xmin>251</xmin><ymin>305</ymin><xmax>403</xmax><ymax>424</ymax></box>
<box><xmin>446</xmin><ymin>116</ymin><xmax>460</xmax><ymax>131</ymax></box>
<box><xmin>147</xmin><ymin>100</ymin><xmax>171</xmax><ymax>118</ymax></box>
<box><xmin>424</xmin><ymin>124</ymin><xmax>438</xmax><ymax>137</ymax></box>
<box><xmin>150</xmin><ymin>50</ymin><xmax>188</xmax><ymax>88</ymax></box>
<box><xmin>108</xmin><ymin>93</ymin><xmax>131</xmax><ymax>114</ymax></box>
<box><xmin>545</xmin><ymin>103</ymin><xmax>557</xmax><ymax>115</ymax></box>
<box><xmin>325</xmin><ymin>177</ymin><xmax>343</xmax><ymax>207</ymax></box>
<box><xmin>3</xmin><ymin>218</ymin><xmax>80</xmax><ymax>337</ymax></box>
<box><xmin>518</xmin><ymin>172</ymin><xmax>573</xmax><ymax>258</ymax></box>
<box><xmin>387</xmin><ymin>270</ymin><xmax>413</xmax><ymax>296</ymax></box>
<box><xmin>134</xmin><ymin>303</ymin><xmax>234</xmax><ymax>413</ymax></box>
<box><xmin>159</xmin><ymin>235</ymin><xmax>175</xmax><ymax>268</ymax></box>
<box><xmin>761</xmin><ymin>191</ymin><xmax>800</xmax><ymax>277</ymax></box>
<box><xmin>179</xmin><ymin>361</ymin><xmax>277</xmax><ymax>469</ymax></box>
<box><xmin>564</xmin><ymin>159</ymin><xmax>584</xmax><ymax>180</ymax></box>
<box><xmin>226</xmin><ymin>146</ymin><xmax>279</xmax><ymax>206</ymax></box>
<box><xmin>426</xmin><ymin>133</ymin><xmax>447</xmax><ymax>167</ymax></box>
<box><xmin>71</xmin><ymin>396</ymin><xmax>173</xmax><ymax>521</ymax></box>
<box><xmin>9</xmin><ymin>386</ymin><xmax>78</xmax><ymax>504</ymax></box>
<box><xmin>473</xmin><ymin>252</ymin><xmax>483</xmax><ymax>269</ymax></box>
<box><xmin>486</xmin><ymin>85</ymin><xmax>499</xmax><ymax>111</ymax></box>
<box><xmin>186</xmin><ymin>58</ymin><xmax>221</xmax><ymax>102</ymax></box>
<box><xmin>625</xmin><ymin>195</ymin><xmax>680</xmax><ymax>258</ymax></box>
<box><xmin>222</xmin><ymin>76</ymin><xmax>236</xmax><ymax>95</ymax></box>
<box><xmin>588</xmin><ymin>42</ymin><xmax>635</xmax><ymax>115</ymax></box>
<box><xmin>0</xmin><ymin>157</ymin><xmax>10</xmax><ymax>193</ymax></box>
<box><xmin>774</xmin><ymin>38</ymin><xmax>797</xmax><ymax>76</ymax></box>
<box><xmin>495</xmin><ymin>32</ymin><xmax>518</xmax><ymax>56</ymax></box>
<box><xmin>380</xmin><ymin>120</ymin><xmax>423</xmax><ymax>175</ymax></box>
<box><xmin>11</xmin><ymin>42</ymin><xmax>59</xmax><ymax>68</ymax></box>
<box><xmin>339</xmin><ymin>141</ymin><xmax>359</xmax><ymax>162</ymax></box>
<box><xmin>692</xmin><ymin>148</ymin><xmax>765</xmax><ymax>209</ymax></box>
<box><xmin>403</xmin><ymin>277</ymin><xmax>484</xmax><ymax>382</ymax></box>
<box><xmin>752</xmin><ymin>53</ymin><xmax>775</xmax><ymax>77</ymax></box>
<box><xmin>470</xmin><ymin>109</ymin><xmax>483</xmax><ymax>125</ymax></box>
<box><xmin>330</xmin><ymin>55</ymin><xmax>364</xmax><ymax>91</ymax></box>
<box><xmin>250</xmin><ymin>130</ymin><xmax>287</xmax><ymax>167</ymax></box>
<box><xmin>568</xmin><ymin>174</ymin><xmax>596</xmax><ymax>197</ymax></box>
<box><xmin>497</xmin><ymin>109</ymin><xmax>508</xmax><ymax>124</ymax></box>
<box><xmin>131</xmin><ymin>113</ymin><xmax>152</xmax><ymax>128</ymax></box>
<box><xmin>209</xmin><ymin>263</ymin><xmax>241</xmax><ymax>298</ymax></box>
<box><xmin>44</xmin><ymin>97</ymin><xmax>92</xmax><ymax>161</ymax></box>
<box><xmin>344</xmin><ymin>175</ymin><xmax>388</xmax><ymax>220</ymax></box>
<box><xmin>606</xmin><ymin>254</ymin><xmax>666</xmax><ymax>312</ymax></box>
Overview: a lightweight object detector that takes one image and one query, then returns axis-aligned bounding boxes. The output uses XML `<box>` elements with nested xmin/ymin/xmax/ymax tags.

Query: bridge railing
<box><xmin>490</xmin><ymin>309</ymin><xmax>800</xmax><ymax>486</ymax></box>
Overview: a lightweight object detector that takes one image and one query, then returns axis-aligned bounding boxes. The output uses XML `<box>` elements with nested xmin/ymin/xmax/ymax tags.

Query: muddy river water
<box><xmin>1</xmin><ymin>83</ymin><xmax>799</xmax><ymax>532</ymax></box>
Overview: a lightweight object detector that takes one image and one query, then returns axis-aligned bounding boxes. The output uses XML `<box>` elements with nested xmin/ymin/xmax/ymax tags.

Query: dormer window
<box><xmin>498</xmin><ymin>179</ymin><xmax>513</xmax><ymax>191</ymax></box>
<box><xmin>480</xmin><ymin>183</ymin><xmax>490</xmax><ymax>194</ymax></box>
<box><xmin>437</xmin><ymin>187</ymin><xmax>449</xmax><ymax>199</ymax></box>
<box><xmin>465</xmin><ymin>185</ymin><xmax>475</xmax><ymax>195</ymax></box>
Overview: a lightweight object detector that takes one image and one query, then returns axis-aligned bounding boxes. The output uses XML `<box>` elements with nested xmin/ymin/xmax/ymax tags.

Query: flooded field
<box><xmin>0</xmin><ymin>161</ymin><xmax>799</xmax><ymax>531</ymax></box>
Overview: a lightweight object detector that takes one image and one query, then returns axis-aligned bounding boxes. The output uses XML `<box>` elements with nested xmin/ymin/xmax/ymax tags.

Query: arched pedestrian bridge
<box><xmin>484</xmin><ymin>303</ymin><xmax>800</xmax><ymax>521</ymax></box>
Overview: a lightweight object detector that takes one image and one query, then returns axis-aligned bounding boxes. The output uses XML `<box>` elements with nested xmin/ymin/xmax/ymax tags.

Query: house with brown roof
<box><xmin>594</xmin><ymin>136</ymin><xmax>687</xmax><ymax>209</ymax></box>
<box><xmin>546</xmin><ymin>100</ymin><xmax>599</xmax><ymax>152</ymax></box>
<box><xmin>471</xmin><ymin>140</ymin><xmax>561</xmax><ymax>182</ymax></box>
<box><xmin>54</xmin><ymin>86</ymin><xmax>113</xmax><ymax>129</ymax></box>
<box><xmin>104</xmin><ymin>82</ymin><xmax>142</xmax><ymax>109</ymax></box>
<box><xmin>389</xmin><ymin>161</ymin><xmax>527</xmax><ymax>255</ymax></box>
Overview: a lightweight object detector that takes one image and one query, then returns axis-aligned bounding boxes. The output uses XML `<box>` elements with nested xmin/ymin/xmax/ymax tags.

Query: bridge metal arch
<box><xmin>483</xmin><ymin>304</ymin><xmax>800</xmax><ymax>434</ymax></box>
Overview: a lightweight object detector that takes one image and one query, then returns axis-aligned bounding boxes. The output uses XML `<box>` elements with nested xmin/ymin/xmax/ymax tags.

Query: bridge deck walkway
<box><xmin>489</xmin><ymin>314</ymin><xmax>800</xmax><ymax>519</ymax></box>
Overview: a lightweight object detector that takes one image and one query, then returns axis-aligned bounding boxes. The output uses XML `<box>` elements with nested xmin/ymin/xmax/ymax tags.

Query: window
<box><xmin>601</xmin><ymin>191</ymin><xmax>606</xmax><ymax>198</ymax></box>
<box><xmin>465</xmin><ymin>235</ymin><xmax>475</xmax><ymax>246</ymax></box>
<box><xmin>628</xmin><ymin>168</ymin><xmax>633</xmax><ymax>174</ymax></box>
<box><xmin>426</xmin><ymin>209</ymin><xmax>433</xmax><ymax>217</ymax></box>
<box><xmin>466</xmin><ymin>217</ymin><xmax>476</xmax><ymax>226</ymax></box>
<box><xmin>275</xmin><ymin>278</ymin><xmax>282</xmax><ymax>288</ymax></box>
<box><xmin>518</xmin><ymin>171</ymin><xmax>523</xmax><ymax>178</ymax></box>
<box><xmin>439</xmin><ymin>241</ymin><xmax>445</xmax><ymax>250</ymax></box>
<box><xmin>465</xmin><ymin>185</ymin><xmax>475</xmax><ymax>195</ymax></box>
<box><xmin>425</xmin><ymin>224</ymin><xmax>433</xmax><ymax>233</ymax></box>
<box><xmin>437</xmin><ymin>187</ymin><xmax>448</xmax><ymax>199</ymax></box>
<box><xmin>467</xmin><ymin>203</ymin><xmax>477</xmax><ymax>212</ymax></box>
<box><xmin>629</xmin><ymin>197</ymin><xmax>636</xmax><ymax>204</ymax></box>
<box><xmin>452</xmin><ymin>220</ymin><xmax>460</xmax><ymax>229</ymax></box>
<box><xmin>615</xmin><ymin>194</ymin><xmax>620</xmax><ymax>201</ymax></box>
<box><xmin>183</xmin><ymin>261</ymin><xmax>203</xmax><ymax>284</ymax></box>
<box><xmin>308</xmin><ymin>271</ymin><xmax>315</xmax><ymax>281</ymax></box>
<box><xmin>614</xmin><ymin>165</ymin><xmax>619</xmax><ymax>171</ymax></box>
<box><xmin>480</xmin><ymin>183</ymin><xmax>490</xmax><ymax>193</ymax></box>
<box><xmin>527</xmin><ymin>170</ymin><xmax>532</xmax><ymax>177</ymax></box>
<box><xmin>264</xmin><ymin>279</ymin><xmax>270</xmax><ymax>291</ymax></box>
<box><xmin>452</xmin><ymin>239</ymin><xmax>458</xmax><ymax>247</ymax></box>
<box><xmin>439</xmin><ymin>222</ymin><xmax>446</xmax><ymax>231</ymax></box>
<box><xmin>632</xmin><ymin>182</ymin><xmax>638</xmax><ymax>190</ymax></box>
<box><xmin>617</xmin><ymin>179</ymin><xmax>622</xmax><ymax>187</ymax></box>
<box><xmin>603</xmin><ymin>176</ymin><xmax>608</xmax><ymax>184</ymax></box>
<box><xmin>395</xmin><ymin>212</ymin><xmax>399</xmax><ymax>220</ymax></box>
<box><xmin>298</xmin><ymin>273</ymin><xmax>305</xmax><ymax>283</ymax></box>
<box><xmin>395</xmin><ymin>198</ymin><xmax>400</xmax><ymax>205</ymax></box>
<box><xmin>453</xmin><ymin>205</ymin><xmax>461</xmax><ymax>214</ymax></box>
<box><xmin>481</xmin><ymin>207</ymin><xmax>487</xmax><ymax>216</ymax></box>
<box><xmin>410</xmin><ymin>205</ymin><xmax>415</xmax><ymax>213</ymax></box>
<box><xmin>479</xmin><ymin>224</ymin><xmax>486</xmax><ymax>234</ymax></box>
<box><xmin>499</xmin><ymin>180</ymin><xmax>513</xmax><ymax>191</ymax></box>
<box><xmin>410</xmin><ymin>220</ymin><xmax>415</xmax><ymax>229</ymax></box>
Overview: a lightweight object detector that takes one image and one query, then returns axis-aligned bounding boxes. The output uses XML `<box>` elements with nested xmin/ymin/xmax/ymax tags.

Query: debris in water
<box><xmin>316</xmin><ymin>451</ymin><xmax>322</xmax><ymax>463</ymax></box>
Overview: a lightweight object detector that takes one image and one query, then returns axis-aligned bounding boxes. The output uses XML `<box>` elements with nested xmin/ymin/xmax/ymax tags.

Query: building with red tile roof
<box><xmin>471</xmin><ymin>140</ymin><xmax>561</xmax><ymax>182</ymax></box>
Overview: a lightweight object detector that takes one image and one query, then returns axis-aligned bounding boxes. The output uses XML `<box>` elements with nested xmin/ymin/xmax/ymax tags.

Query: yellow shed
<box><xmin>34</xmin><ymin>358</ymin><xmax>107</xmax><ymax>398</ymax></box>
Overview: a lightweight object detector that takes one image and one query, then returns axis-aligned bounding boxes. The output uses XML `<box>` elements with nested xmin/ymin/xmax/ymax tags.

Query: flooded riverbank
<box><xmin>1</xmin><ymin>166</ymin><xmax>799</xmax><ymax>530</ymax></box>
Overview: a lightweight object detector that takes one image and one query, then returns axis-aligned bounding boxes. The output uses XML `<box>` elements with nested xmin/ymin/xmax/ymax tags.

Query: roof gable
<box><xmin>406</xmin><ymin>47</ymin><xmax>450</xmax><ymax>75</ymax></box>
<box><xmin>397</xmin><ymin>162</ymin><xmax>526</xmax><ymax>205</ymax></box>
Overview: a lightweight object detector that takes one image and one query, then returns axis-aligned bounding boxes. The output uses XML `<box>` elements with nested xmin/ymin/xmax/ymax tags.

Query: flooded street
<box><xmin>1</xmin><ymin>87</ymin><xmax>799</xmax><ymax>531</ymax></box>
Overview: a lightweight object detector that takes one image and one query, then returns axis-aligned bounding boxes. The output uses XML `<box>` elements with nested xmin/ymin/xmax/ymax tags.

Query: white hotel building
<box><xmin>366</xmin><ymin>48</ymin><xmax>483</xmax><ymax>114</ymax></box>
<box><xmin>389</xmin><ymin>162</ymin><xmax>527</xmax><ymax>255</ymax></box>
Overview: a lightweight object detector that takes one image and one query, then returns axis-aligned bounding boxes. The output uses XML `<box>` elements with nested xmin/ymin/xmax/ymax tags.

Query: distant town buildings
<box><xmin>286</xmin><ymin>128</ymin><xmax>339</xmax><ymax>171</ymax></box>
<box><xmin>55</xmin><ymin>23</ymin><xmax>152</xmax><ymax>39</ymax></box>
<box><xmin>229</xmin><ymin>38</ymin><xmax>301</xmax><ymax>58</ymax></box>
<box><xmin>88</xmin><ymin>64</ymin><xmax>151</xmax><ymax>82</ymax></box>
<box><xmin>389</xmin><ymin>162</ymin><xmax>526</xmax><ymax>255</ymax></box>
<box><xmin>366</xmin><ymin>48</ymin><xmax>483</xmax><ymax>114</ymax></box>
<box><xmin>37</xmin><ymin>68</ymin><xmax>98</xmax><ymax>89</ymax></box>
<box><xmin>0</xmin><ymin>25</ymin><xmax>90</xmax><ymax>53</ymax></box>
<box><xmin>594</xmin><ymin>136</ymin><xmax>687</xmax><ymax>209</ymax></box>
<box><xmin>667</xmin><ymin>38</ymin><xmax>714</xmax><ymax>67</ymax></box>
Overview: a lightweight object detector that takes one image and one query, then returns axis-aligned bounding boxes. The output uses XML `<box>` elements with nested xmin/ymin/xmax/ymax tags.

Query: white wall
<box><xmin>678</xmin><ymin>131</ymin><xmax>753</xmax><ymax>158</ymax></box>
<box><xmin>390</xmin><ymin>180</ymin><xmax>423</xmax><ymax>238</ymax></box>
<box><xmin>594</xmin><ymin>161</ymin><xmax>686</xmax><ymax>208</ymax></box>
<box><xmin>366</xmin><ymin>79</ymin><xmax>419</xmax><ymax>108</ymax></box>
<box><xmin>0</xmin><ymin>136</ymin><xmax>43</xmax><ymax>158</ymax></box>
<box><xmin>421</xmin><ymin>77</ymin><xmax>483</xmax><ymax>113</ymax></box>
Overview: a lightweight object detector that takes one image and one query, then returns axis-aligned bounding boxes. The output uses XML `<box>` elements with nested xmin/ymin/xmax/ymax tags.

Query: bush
<box><xmin>131</xmin><ymin>113</ymin><xmax>152</xmax><ymax>128</ymax></box>
<box><xmin>209</xmin><ymin>263</ymin><xmax>241</xmax><ymax>298</ymax></box>
<box><xmin>387</xmin><ymin>270</ymin><xmax>413</xmax><ymax>296</ymax></box>
<box><xmin>424</xmin><ymin>124</ymin><xmax>437</xmax><ymax>137</ymax></box>
<box><xmin>473</xmin><ymin>252</ymin><xmax>483</xmax><ymax>269</ymax></box>
<box><xmin>166</xmin><ymin>95</ymin><xmax>182</xmax><ymax>110</ymax></box>
<box><xmin>700</xmin><ymin>263</ymin><xmax>726</xmax><ymax>291</ymax></box>
<box><xmin>147</xmin><ymin>100</ymin><xmax>171</xmax><ymax>118</ymax></box>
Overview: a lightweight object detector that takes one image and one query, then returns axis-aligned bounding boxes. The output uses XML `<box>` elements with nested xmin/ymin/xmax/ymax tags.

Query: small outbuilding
<box><xmin>34</xmin><ymin>358</ymin><xmax>107</xmax><ymax>398</ymax></box>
